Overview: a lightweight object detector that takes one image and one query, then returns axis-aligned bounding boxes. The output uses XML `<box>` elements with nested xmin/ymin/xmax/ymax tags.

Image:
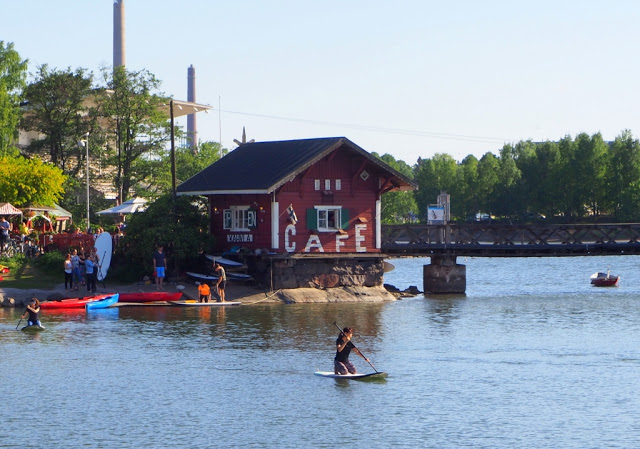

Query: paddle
<box><xmin>333</xmin><ymin>322</ymin><xmax>380</xmax><ymax>373</ymax></box>
<box><xmin>15</xmin><ymin>317</ymin><xmax>22</xmax><ymax>330</ymax></box>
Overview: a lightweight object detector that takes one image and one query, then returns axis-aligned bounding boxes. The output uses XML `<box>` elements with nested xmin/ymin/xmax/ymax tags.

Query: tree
<box><xmin>0</xmin><ymin>41</ymin><xmax>28</xmax><ymax>156</ymax></box>
<box><xmin>0</xmin><ymin>155</ymin><xmax>66</xmax><ymax>206</ymax></box>
<box><xmin>609</xmin><ymin>130</ymin><xmax>640</xmax><ymax>221</ymax></box>
<box><xmin>413</xmin><ymin>153</ymin><xmax>458</xmax><ymax>219</ymax></box>
<box><xmin>117</xmin><ymin>194</ymin><xmax>213</xmax><ymax>280</ymax></box>
<box><xmin>372</xmin><ymin>153</ymin><xmax>418</xmax><ymax>223</ymax></box>
<box><xmin>98</xmin><ymin>67</ymin><xmax>171</xmax><ymax>201</ymax></box>
<box><xmin>475</xmin><ymin>152</ymin><xmax>500</xmax><ymax>214</ymax></box>
<box><xmin>176</xmin><ymin>140</ymin><xmax>226</xmax><ymax>184</ymax></box>
<box><xmin>457</xmin><ymin>155</ymin><xmax>479</xmax><ymax>219</ymax></box>
<box><xmin>21</xmin><ymin>65</ymin><xmax>94</xmax><ymax>175</ymax></box>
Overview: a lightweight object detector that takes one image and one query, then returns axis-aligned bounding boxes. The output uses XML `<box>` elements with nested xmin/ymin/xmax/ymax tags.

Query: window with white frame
<box><xmin>223</xmin><ymin>206</ymin><xmax>256</xmax><ymax>231</ymax></box>
<box><xmin>314</xmin><ymin>179</ymin><xmax>321</xmax><ymax>190</ymax></box>
<box><xmin>317</xmin><ymin>206</ymin><xmax>341</xmax><ymax>231</ymax></box>
<box><xmin>335</xmin><ymin>179</ymin><xmax>342</xmax><ymax>190</ymax></box>
<box><xmin>324</xmin><ymin>179</ymin><xmax>331</xmax><ymax>190</ymax></box>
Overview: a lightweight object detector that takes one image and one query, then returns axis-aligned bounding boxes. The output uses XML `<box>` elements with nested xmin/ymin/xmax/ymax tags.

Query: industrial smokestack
<box><xmin>187</xmin><ymin>65</ymin><xmax>197</xmax><ymax>150</ymax></box>
<box><xmin>113</xmin><ymin>0</ymin><xmax>126</xmax><ymax>68</ymax></box>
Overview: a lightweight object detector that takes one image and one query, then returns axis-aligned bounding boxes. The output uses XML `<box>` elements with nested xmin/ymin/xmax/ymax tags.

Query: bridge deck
<box><xmin>381</xmin><ymin>223</ymin><xmax>640</xmax><ymax>257</ymax></box>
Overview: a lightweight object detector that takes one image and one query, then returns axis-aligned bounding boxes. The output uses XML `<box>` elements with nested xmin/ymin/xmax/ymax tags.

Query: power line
<box><xmin>220</xmin><ymin>109</ymin><xmax>510</xmax><ymax>145</ymax></box>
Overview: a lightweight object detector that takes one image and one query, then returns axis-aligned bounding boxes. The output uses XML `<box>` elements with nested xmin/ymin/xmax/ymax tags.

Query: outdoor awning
<box><xmin>158</xmin><ymin>99</ymin><xmax>213</xmax><ymax>118</ymax></box>
<box><xmin>0</xmin><ymin>202</ymin><xmax>22</xmax><ymax>216</ymax></box>
<box><xmin>97</xmin><ymin>198</ymin><xmax>148</xmax><ymax>215</ymax></box>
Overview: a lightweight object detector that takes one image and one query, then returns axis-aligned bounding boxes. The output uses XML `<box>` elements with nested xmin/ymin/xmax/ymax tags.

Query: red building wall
<box><xmin>208</xmin><ymin>147</ymin><xmax>382</xmax><ymax>254</ymax></box>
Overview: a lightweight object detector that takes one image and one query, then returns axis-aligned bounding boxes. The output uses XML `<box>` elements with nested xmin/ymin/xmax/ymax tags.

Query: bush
<box><xmin>34</xmin><ymin>250</ymin><xmax>65</xmax><ymax>273</ymax></box>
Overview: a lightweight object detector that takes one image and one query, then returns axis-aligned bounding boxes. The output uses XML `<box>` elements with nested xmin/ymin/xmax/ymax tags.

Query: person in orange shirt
<box><xmin>197</xmin><ymin>281</ymin><xmax>211</xmax><ymax>303</ymax></box>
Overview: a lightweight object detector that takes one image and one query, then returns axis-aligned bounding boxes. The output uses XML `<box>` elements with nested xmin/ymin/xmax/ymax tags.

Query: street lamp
<box><xmin>77</xmin><ymin>132</ymin><xmax>90</xmax><ymax>232</ymax></box>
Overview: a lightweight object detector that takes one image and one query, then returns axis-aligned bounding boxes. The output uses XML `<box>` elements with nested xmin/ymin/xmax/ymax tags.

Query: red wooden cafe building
<box><xmin>176</xmin><ymin>137</ymin><xmax>416</xmax><ymax>290</ymax></box>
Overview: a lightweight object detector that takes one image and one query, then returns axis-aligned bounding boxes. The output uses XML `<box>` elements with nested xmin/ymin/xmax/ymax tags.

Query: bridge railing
<box><xmin>381</xmin><ymin>223</ymin><xmax>640</xmax><ymax>256</ymax></box>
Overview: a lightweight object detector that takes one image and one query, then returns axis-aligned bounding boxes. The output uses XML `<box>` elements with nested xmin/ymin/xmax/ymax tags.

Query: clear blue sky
<box><xmin>4</xmin><ymin>0</ymin><xmax>640</xmax><ymax>164</ymax></box>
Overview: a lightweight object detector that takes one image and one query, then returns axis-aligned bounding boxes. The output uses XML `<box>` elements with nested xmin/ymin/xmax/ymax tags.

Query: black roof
<box><xmin>176</xmin><ymin>137</ymin><xmax>416</xmax><ymax>195</ymax></box>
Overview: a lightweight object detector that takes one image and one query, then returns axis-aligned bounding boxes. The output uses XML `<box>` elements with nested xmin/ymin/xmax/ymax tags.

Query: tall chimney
<box><xmin>113</xmin><ymin>0</ymin><xmax>126</xmax><ymax>68</ymax></box>
<box><xmin>187</xmin><ymin>65</ymin><xmax>197</xmax><ymax>150</ymax></box>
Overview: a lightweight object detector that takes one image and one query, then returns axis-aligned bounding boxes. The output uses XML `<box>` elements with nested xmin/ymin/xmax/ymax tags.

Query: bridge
<box><xmin>380</xmin><ymin>223</ymin><xmax>640</xmax><ymax>293</ymax></box>
<box><xmin>381</xmin><ymin>223</ymin><xmax>640</xmax><ymax>256</ymax></box>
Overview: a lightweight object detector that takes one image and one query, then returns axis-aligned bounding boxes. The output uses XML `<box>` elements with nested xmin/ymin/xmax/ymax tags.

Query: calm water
<box><xmin>2</xmin><ymin>255</ymin><xmax>640</xmax><ymax>448</ymax></box>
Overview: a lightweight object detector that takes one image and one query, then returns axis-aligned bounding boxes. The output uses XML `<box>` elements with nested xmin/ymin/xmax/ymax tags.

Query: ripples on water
<box><xmin>2</xmin><ymin>256</ymin><xmax>640</xmax><ymax>448</ymax></box>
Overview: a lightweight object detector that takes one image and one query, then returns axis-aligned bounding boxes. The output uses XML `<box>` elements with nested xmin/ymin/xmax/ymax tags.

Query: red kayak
<box><xmin>118</xmin><ymin>292</ymin><xmax>183</xmax><ymax>303</ymax></box>
<box><xmin>40</xmin><ymin>294</ymin><xmax>113</xmax><ymax>310</ymax></box>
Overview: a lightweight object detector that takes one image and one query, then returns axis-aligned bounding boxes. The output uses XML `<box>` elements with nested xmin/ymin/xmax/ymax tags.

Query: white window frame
<box><xmin>314</xmin><ymin>179</ymin><xmax>321</xmax><ymax>190</ymax></box>
<box><xmin>316</xmin><ymin>206</ymin><xmax>342</xmax><ymax>232</ymax></box>
<box><xmin>324</xmin><ymin>179</ymin><xmax>331</xmax><ymax>190</ymax></box>
<box><xmin>223</xmin><ymin>206</ymin><xmax>256</xmax><ymax>231</ymax></box>
<box><xmin>335</xmin><ymin>179</ymin><xmax>342</xmax><ymax>190</ymax></box>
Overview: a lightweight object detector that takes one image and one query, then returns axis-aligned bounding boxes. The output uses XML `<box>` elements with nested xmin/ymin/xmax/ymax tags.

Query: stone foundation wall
<box><xmin>249</xmin><ymin>256</ymin><xmax>385</xmax><ymax>290</ymax></box>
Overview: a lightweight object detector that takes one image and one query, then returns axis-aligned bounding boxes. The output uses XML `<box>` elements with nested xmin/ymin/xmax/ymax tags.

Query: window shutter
<box><xmin>306</xmin><ymin>208</ymin><xmax>317</xmax><ymax>230</ymax></box>
<box><xmin>341</xmin><ymin>208</ymin><xmax>350</xmax><ymax>229</ymax></box>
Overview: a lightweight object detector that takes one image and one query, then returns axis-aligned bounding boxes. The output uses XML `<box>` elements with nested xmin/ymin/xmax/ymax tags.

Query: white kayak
<box><xmin>205</xmin><ymin>255</ymin><xmax>245</xmax><ymax>267</ymax></box>
<box><xmin>186</xmin><ymin>271</ymin><xmax>253</xmax><ymax>282</ymax></box>
<box><xmin>170</xmin><ymin>300</ymin><xmax>241</xmax><ymax>307</ymax></box>
<box><xmin>314</xmin><ymin>371</ymin><xmax>387</xmax><ymax>380</ymax></box>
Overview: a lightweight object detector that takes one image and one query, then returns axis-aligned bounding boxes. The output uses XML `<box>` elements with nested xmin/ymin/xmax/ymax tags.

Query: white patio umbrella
<box><xmin>97</xmin><ymin>198</ymin><xmax>148</xmax><ymax>215</ymax></box>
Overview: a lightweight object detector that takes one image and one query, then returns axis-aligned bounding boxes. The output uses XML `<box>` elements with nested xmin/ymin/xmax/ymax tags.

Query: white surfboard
<box><xmin>314</xmin><ymin>371</ymin><xmax>387</xmax><ymax>380</ymax></box>
<box><xmin>94</xmin><ymin>233</ymin><xmax>113</xmax><ymax>281</ymax></box>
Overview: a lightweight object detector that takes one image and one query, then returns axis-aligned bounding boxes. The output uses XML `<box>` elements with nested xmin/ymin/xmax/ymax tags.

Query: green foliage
<box><xmin>21</xmin><ymin>65</ymin><xmax>94</xmax><ymax>174</ymax></box>
<box><xmin>98</xmin><ymin>66</ymin><xmax>171</xmax><ymax>201</ymax></box>
<box><xmin>33</xmin><ymin>250</ymin><xmax>64</xmax><ymax>273</ymax></box>
<box><xmin>0</xmin><ymin>41</ymin><xmax>28</xmax><ymax>156</ymax></box>
<box><xmin>117</xmin><ymin>195</ymin><xmax>213</xmax><ymax>279</ymax></box>
<box><xmin>0</xmin><ymin>155</ymin><xmax>66</xmax><ymax>206</ymax></box>
<box><xmin>176</xmin><ymin>140</ymin><xmax>226</xmax><ymax>183</ymax></box>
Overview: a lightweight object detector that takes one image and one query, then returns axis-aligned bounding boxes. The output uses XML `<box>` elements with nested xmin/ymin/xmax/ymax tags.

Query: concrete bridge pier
<box><xmin>423</xmin><ymin>256</ymin><xmax>466</xmax><ymax>294</ymax></box>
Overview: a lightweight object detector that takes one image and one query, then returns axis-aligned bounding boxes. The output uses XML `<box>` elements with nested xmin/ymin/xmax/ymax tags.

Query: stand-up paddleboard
<box><xmin>170</xmin><ymin>300</ymin><xmax>241</xmax><ymax>307</ymax></box>
<box><xmin>314</xmin><ymin>371</ymin><xmax>387</xmax><ymax>380</ymax></box>
<box><xmin>21</xmin><ymin>324</ymin><xmax>46</xmax><ymax>332</ymax></box>
<box><xmin>94</xmin><ymin>233</ymin><xmax>112</xmax><ymax>281</ymax></box>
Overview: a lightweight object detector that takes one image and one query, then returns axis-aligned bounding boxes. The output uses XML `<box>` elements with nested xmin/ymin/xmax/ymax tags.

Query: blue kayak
<box><xmin>85</xmin><ymin>293</ymin><xmax>119</xmax><ymax>310</ymax></box>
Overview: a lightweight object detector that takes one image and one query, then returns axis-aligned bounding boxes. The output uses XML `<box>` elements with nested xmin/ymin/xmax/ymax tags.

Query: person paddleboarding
<box><xmin>334</xmin><ymin>327</ymin><xmax>369</xmax><ymax>375</ymax></box>
<box><xmin>22</xmin><ymin>297</ymin><xmax>42</xmax><ymax>327</ymax></box>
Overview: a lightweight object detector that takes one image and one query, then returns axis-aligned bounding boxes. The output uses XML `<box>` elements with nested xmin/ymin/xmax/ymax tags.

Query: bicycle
<box><xmin>0</xmin><ymin>239</ymin><xmax>17</xmax><ymax>258</ymax></box>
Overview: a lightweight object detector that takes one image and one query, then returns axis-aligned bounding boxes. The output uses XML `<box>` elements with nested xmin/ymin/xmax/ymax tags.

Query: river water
<box><xmin>2</xmin><ymin>255</ymin><xmax>640</xmax><ymax>448</ymax></box>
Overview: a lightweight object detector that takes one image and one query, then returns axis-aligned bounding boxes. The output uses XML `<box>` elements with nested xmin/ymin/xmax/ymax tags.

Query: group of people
<box><xmin>196</xmin><ymin>263</ymin><xmax>226</xmax><ymax>303</ymax></box>
<box><xmin>153</xmin><ymin>244</ymin><xmax>226</xmax><ymax>302</ymax></box>
<box><xmin>63</xmin><ymin>247</ymin><xmax>100</xmax><ymax>293</ymax></box>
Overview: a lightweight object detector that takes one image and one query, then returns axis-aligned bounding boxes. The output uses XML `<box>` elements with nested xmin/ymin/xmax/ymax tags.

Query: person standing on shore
<box><xmin>85</xmin><ymin>254</ymin><xmax>96</xmax><ymax>293</ymax></box>
<box><xmin>64</xmin><ymin>253</ymin><xmax>73</xmax><ymax>290</ymax></box>
<box><xmin>153</xmin><ymin>245</ymin><xmax>166</xmax><ymax>290</ymax></box>
<box><xmin>0</xmin><ymin>216</ymin><xmax>10</xmax><ymax>252</ymax></box>
<box><xmin>71</xmin><ymin>249</ymin><xmax>81</xmax><ymax>291</ymax></box>
<box><xmin>214</xmin><ymin>263</ymin><xmax>226</xmax><ymax>302</ymax></box>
